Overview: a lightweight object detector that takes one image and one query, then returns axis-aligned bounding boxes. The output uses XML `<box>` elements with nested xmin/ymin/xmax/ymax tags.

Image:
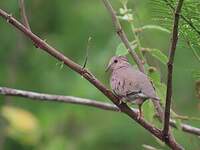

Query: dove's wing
<box><xmin>131</xmin><ymin>69</ymin><xmax>158</xmax><ymax>100</ymax></box>
<box><xmin>118</xmin><ymin>67</ymin><xmax>157</xmax><ymax>100</ymax></box>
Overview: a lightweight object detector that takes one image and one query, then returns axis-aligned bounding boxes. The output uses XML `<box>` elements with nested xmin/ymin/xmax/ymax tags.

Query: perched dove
<box><xmin>106</xmin><ymin>56</ymin><xmax>159</xmax><ymax>119</ymax></box>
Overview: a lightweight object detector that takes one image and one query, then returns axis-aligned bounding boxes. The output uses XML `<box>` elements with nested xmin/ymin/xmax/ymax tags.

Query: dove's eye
<box><xmin>114</xmin><ymin>59</ymin><xmax>118</xmax><ymax>63</ymax></box>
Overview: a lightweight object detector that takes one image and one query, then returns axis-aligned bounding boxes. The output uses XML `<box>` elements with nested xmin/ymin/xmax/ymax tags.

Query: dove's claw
<box><xmin>137</xmin><ymin>104</ymin><xmax>143</xmax><ymax>120</ymax></box>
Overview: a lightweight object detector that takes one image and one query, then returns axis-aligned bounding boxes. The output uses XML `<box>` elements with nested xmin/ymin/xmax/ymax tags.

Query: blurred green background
<box><xmin>0</xmin><ymin>0</ymin><xmax>199</xmax><ymax>150</ymax></box>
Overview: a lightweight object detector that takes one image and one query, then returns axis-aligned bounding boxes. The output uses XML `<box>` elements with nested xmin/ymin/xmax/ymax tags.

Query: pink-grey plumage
<box><xmin>106</xmin><ymin>56</ymin><xmax>159</xmax><ymax>118</ymax></box>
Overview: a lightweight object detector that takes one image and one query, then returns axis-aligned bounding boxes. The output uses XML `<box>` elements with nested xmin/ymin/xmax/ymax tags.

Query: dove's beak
<box><xmin>105</xmin><ymin>65</ymin><xmax>110</xmax><ymax>72</ymax></box>
<box><xmin>105</xmin><ymin>63</ymin><xmax>112</xmax><ymax>72</ymax></box>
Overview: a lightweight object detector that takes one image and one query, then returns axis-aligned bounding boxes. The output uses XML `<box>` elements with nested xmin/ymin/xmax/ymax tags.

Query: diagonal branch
<box><xmin>163</xmin><ymin>0</ymin><xmax>184</xmax><ymax>141</ymax></box>
<box><xmin>1</xmin><ymin>86</ymin><xmax>199</xmax><ymax>136</ymax></box>
<box><xmin>0</xmin><ymin>8</ymin><xmax>183</xmax><ymax>149</ymax></box>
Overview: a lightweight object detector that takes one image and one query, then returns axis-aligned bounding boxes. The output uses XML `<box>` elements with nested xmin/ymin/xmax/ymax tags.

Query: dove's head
<box><xmin>106</xmin><ymin>56</ymin><xmax>129</xmax><ymax>72</ymax></box>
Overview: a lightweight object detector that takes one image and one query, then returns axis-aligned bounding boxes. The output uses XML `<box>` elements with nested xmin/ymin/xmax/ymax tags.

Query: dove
<box><xmin>106</xmin><ymin>56</ymin><xmax>159</xmax><ymax>119</ymax></box>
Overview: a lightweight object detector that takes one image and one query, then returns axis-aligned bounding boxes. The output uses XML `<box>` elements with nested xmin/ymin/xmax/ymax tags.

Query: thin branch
<box><xmin>181</xmin><ymin>124</ymin><xmax>200</xmax><ymax>136</ymax></box>
<box><xmin>0</xmin><ymin>8</ymin><xmax>183</xmax><ymax>149</ymax></box>
<box><xmin>1</xmin><ymin>86</ymin><xmax>199</xmax><ymax>137</ymax></box>
<box><xmin>102</xmin><ymin>0</ymin><xmax>145</xmax><ymax>73</ymax></box>
<box><xmin>0</xmin><ymin>87</ymin><xmax>119</xmax><ymax>112</ymax></box>
<box><xmin>18</xmin><ymin>0</ymin><xmax>31</xmax><ymax>30</ymax></box>
<box><xmin>163</xmin><ymin>0</ymin><xmax>184</xmax><ymax>141</ymax></box>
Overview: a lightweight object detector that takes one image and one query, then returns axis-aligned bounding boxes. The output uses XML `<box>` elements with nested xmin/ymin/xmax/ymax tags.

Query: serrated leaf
<box><xmin>150</xmin><ymin>49</ymin><xmax>168</xmax><ymax>65</ymax></box>
<box><xmin>141</xmin><ymin>25</ymin><xmax>170</xmax><ymax>33</ymax></box>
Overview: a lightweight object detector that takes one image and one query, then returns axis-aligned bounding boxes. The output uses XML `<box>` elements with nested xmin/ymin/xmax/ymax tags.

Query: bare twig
<box><xmin>18</xmin><ymin>0</ymin><xmax>30</xmax><ymax>30</ymax></box>
<box><xmin>0</xmin><ymin>8</ymin><xmax>185</xmax><ymax>149</ymax></box>
<box><xmin>0</xmin><ymin>87</ymin><xmax>119</xmax><ymax>112</ymax></box>
<box><xmin>163</xmin><ymin>0</ymin><xmax>184</xmax><ymax>141</ymax></box>
<box><xmin>1</xmin><ymin>86</ymin><xmax>199</xmax><ymax>137</ymax></box>
<box><xmin>170</xmin><ymin>120</ymin><xmax>200</xmax><ymax>136</ymax></box>
<box><xmin>102</xmin><ymin>0</ymin><xmax>145</xmax><ymax>73</ymax></box>
<box><xmin>181</xmin><ymin>124</ymin><xmax>200</xmax><ymax>136</ymax></box>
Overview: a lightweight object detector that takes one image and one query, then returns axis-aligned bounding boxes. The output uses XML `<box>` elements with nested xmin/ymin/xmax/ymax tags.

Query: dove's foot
<box><xmin>137</xmin><ymin>104</ymin><xmax>143</xmax><ymax>120</ymax></box>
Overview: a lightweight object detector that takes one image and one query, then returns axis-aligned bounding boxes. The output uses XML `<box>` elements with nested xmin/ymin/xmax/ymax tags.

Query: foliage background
<box><xmin>0</xmin><ymin>0</ymin><xmax>200</xmax><ymax>149</ymax></box>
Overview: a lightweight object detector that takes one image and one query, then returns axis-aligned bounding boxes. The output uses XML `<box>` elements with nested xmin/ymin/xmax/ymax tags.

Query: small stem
<box><xmin>18</xmin><ymin>0</ymin><xmax>31</xmax><ymax>30</ymax></box>
<box><xmin>130</xmin><ymin>22</ymin><xmax>145</xmax><ymax>61</ymax></box>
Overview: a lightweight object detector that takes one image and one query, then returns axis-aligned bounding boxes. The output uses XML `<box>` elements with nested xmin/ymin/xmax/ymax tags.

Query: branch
<box><xmin>0</xmin><ymin>87</ymin><xmax>119</xmax><ymax>112</ymax></box>
<box><xmin>0</xmin><ymin>8</ymin><xmax>183</xmax><ymax>149</ymax></box>
<box><xmin>18</xmin><ymin>0</ymin><xmax>30</xmax><ymax>30</ymax></box>
<box><xmin>1</xmin><ymin>86</ymin><xmax>199</xmax><ymax>137</ymax></box>
<box><xmin>102</xmin><ymin>0</ymin><xmax>145</xmax><ymax>73</ymax></box>
<box><xmin>163</xmin><ymin>0</ymin><xmax>184</xmax><ymax>141</ymax></box>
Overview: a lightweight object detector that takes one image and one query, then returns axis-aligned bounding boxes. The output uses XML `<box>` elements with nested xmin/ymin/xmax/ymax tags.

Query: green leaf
<box><xmin>116</xmin><ymin>43</ymin><xmax>128</xmax><ymax>56</ymax></box>
<box><xmin>143</xmin><ymin>101</ymin><xmax>154</xmax><ymax>122</ymax></box>
<box><xmin>175</xmin><ymin>119</ymin><xmax>182</xmax><ymax>131</ymax></box>
<box><xmin>150</xmin><ymin>49</ymin><xmax>168</xmax><ymax>65</ymax></box>
<box><xmin>115</xmin><ymin>43</ymin><xmax>137</xmax><ymax>56</ymax></box>
<box><xmin>148</xmin><ymin>67</ymin><xmax>160</xmax><ymax>83</ymax></box>
<box><xmin>148</xmin><ymin>67</ymin><xmax>166</xmax><ymax>104</ymax></box>
<box><xmin>141</xmin><ymin>25</ymin><xmax>170</xmax><ymax>33</ymax></box>
<box><xmin>155</xmin><ymin>83</ymin><xmax>166</xmax><ymax>104</ymax></box>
